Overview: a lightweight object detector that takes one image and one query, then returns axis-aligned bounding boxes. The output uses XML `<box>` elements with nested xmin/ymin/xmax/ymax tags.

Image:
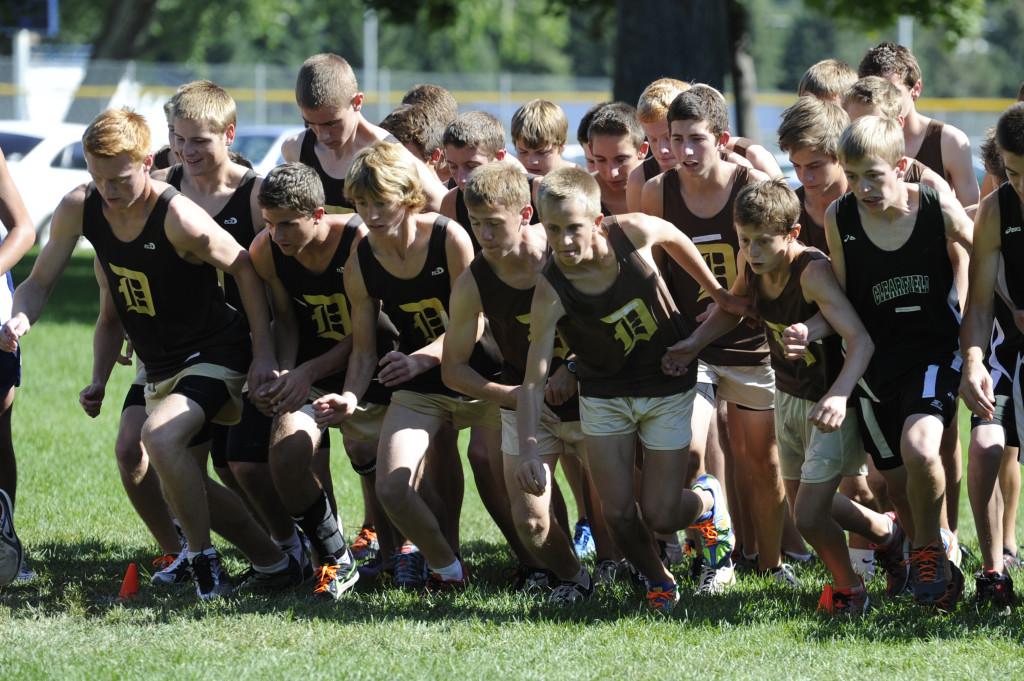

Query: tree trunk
<box><xmin>65</xmin><ymin>0</ymin><xmax>159</xmax><ymax>123</ymax></box>
<box><xmin>727</xmin><ymin>0</ymin><xmax>757</xmax><ymax>139</ymax></box>
<box><xmin>613</xmin><ymin>0</ymin><xmax>728</xmax><ymax>104</ymax></box>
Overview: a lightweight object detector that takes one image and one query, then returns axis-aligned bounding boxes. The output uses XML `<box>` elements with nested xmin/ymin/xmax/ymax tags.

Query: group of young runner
<box><xmin>0</xmin><ymin>42</ymin><xmax>1022</xmax><ymax>616</ymax></box>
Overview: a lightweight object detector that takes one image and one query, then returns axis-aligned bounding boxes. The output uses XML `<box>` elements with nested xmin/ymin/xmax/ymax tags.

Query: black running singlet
<box><xmin>298</xmin><ymin>129</ymin><xmax>354</xmax><ymax>213</ymax></box>
<box><xmin>357</xmin><ymin>217</ymin><xmax>497</xmax><ymax>395</ymax></box>
<box><xmin>836</xmin><ymin>184</ymin><xmax>959</xmax><ymax>399</ymax></box>
<box><xmin>166</xmin><ymin>165</ymin><xmax>258</xmax><ymax>315</ymax></box>
<box><xmin>83</xmin><ymin>186</ymin><xmax>251</xmax><ymax>382</ymax></box>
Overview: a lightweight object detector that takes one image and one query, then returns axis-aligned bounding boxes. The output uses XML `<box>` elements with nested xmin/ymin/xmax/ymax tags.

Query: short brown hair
<box><xmin>587</xmin><ymin>102</ymin><xmax>644</xmax><ymax>150</ymax></box>
<box><xmin>537</xmin><ymin>166</ymin><xmax>602</xmax><ymax>220</ymax></box>
<box><xmin>735</xmin><ymin>178</ymin><xmax>801</xmax><ymax>235</ymax></box>
<box><xmin>295</xmin><ymin>53</ymin><xmax>358</xmax><ymax>111</ymax></box>
<box><xmin>667</xmin><ymin>84</ymin><xmax>729</xmax><ymax>137</ymax></box>
<box><xmin>797</xmin><ymin>59</ymin><xmax>857</xmax><ymax>101</ymax></box>
<box><xmin>576</xmin><ymin>101</ymin><xmax>610</xmax><ymax>146</ymax></box>
<box><xmin>171</xmin><ymin>80</ymin><xmax>237</xmax><ymax>134</ymax></box>
<box><xmin>778</xmin><ymin>96</ymin><xmax>849</xmax><ymax>159</ymax></box>
<box><xmin>637</xmin><ymin>78</ymin><xmax>690</xmax><ymax>124</ymax></box>
<box><xmin>345</xmin><ymin>140</ymin><xmax>426</xmax><ymax>211</ymax></box>
<box><xmin>259</xmin><ymin>162</ymin><xmax>325</xmax><ymax>215</ymax></box>
<box><xmin>463</xmin><ymin>163</ymin><xmax>531</xmax><ymax>212</ymax></box>
<box><xmin>83</xmin><ymin>108</ymin><xmax>151</xmax><ymax>163</ymax></box>
<box><xmin>443</xmin><ymin>111</ymin><xmax>505</xmax><ymax>157</ymax></box>
<box><xmin>979</xmin><ymin>128</ymin><xmax>1006</xmax><ymax>182</ymax></box>
<box><xmin>858</xmin><ymin>42</ymin><xmax>921</xmax><ymax>90</ymax></box>
<box><xmin>996</xmin><ymin>102</ymin><xmax>1024</xmax><ymax>158</ymax></box>
<box><xmin>401</xmin><ymin>84</ymin><xmax>458</xmax><ymax>122</ymax></box>
<box><xmin>380</xmin><ymin>104</ymin><xmax>437</xmax><ymax>161</ymax></box>
<box><xmin>511</xmin><ymin>99</ymin><xmax>568</xmax><ymax>149</ymax></box>
<box><xmin>842</xmin><ymin>76</ymin><xmax>902</xmax><ymax>121</ymax></box>
<box><xmin>838</xmin><ymin>115</ymin><xmax>905</xmax><ymax>168</ymax></box>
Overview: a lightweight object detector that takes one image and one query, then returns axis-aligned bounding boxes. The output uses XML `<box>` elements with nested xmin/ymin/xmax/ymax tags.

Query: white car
<box><xmin>232</xmin><ymin>125</ymin><xmax>304</xmax><ymax>176</ymax></box>
<box><xmin>1</xmin><ymin>121</ymin><xmax>89</xmax><ymax>237</ymax></box>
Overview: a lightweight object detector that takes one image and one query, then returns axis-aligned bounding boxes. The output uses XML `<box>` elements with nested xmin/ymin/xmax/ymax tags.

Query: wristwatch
<box><xmin>566</xmin><ymin>359</ymin><xmax>577</xmax><ymax>374</ymax></box>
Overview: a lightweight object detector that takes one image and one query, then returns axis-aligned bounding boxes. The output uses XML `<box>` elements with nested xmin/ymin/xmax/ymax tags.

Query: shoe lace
<box><xmin>313</xmin><ymin>564</ymin><xmax>339</xmax><ymax>594</ymax></box>
<box><xmin>646</xmin><ymin>585</ymin><xmax>676</xmax><ymax>610</ymax></box>
<box><xmin>551</xmin><ymin>583</ymin><xmax>579</xmax><ymax>603</ymax></box>
<box><xmin>910</xmin><ymin>545</ymin><xmax>942</xmax><ymax>584</ymax></box>
<box><xmin>696</xmin><ymin>563</ymin><xmax>718</xmax><ymax>594</ymax></box>
<box><xmin>394</xmin><ymin>550</ymin><xmax>423</xmax><ymax>583</ymax></box>
<box><xmin>152</xmin><ymin>554</ymin><xmax>176</xmax><ymax>569</ymax></box>
<box><xmin>352</xmin><ymin>527</ymin><xmax>375</xmax><ymax>550</ymax></box>
<box><xmin>690</xmin><ymin>519</ymin><xmax>719</xmax><ymax>546</ymax></box>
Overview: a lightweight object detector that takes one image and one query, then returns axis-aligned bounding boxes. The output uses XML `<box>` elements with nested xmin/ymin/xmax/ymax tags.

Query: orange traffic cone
<box><xmin>118</xmin><ymin>562</ymin><xmax>140</xmax><ymax>600</ymax></box>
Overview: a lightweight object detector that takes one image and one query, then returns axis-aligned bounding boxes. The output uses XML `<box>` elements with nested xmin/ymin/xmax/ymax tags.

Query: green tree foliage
<box><xmin>804</xmin><ymin>0</ymin><xmax>984</xmax><ymax>41</ymax></box>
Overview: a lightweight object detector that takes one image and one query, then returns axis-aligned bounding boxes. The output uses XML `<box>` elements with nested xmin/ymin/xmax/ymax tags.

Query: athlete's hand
<box><xmin>516</xmin><ymin>456</ymin><xmax>548</xmax><ymax>497</ymax></box>
<box><xmin>377</xmin><ymin>351</ymin><xmax>428</xmax><ymax>387</ymax></box>
<box><xmin>117</xmin><ymin>337</ymin><xmax>134</xmax><ymax>366</ymax></box>
<box><xmin>312</xmin><ymin>391</ymin><xmax>358</xmax><ymax>427</ymax></box>
<box><xmin>261</xmin><ymin>366</ymin><xmax>313</xmax><ymax>415</ymax></box>
<box><xmin>662</xmin><ymin>339</ymin><xmax>697</xmax><ymax>376</ymax></box>
<box><xmin>781</xmin><ymin>323</ymin><xmax>811</xmax><ymax>360</ymax></box>
<box><xmin>711</xmin><ymin>290</ymin><xmax>753</xmax><ymax>319</ymax></box>
<box><xmin>809</xmin><ymin>393</ymin><xmax>846</xmax><ymax>432</ymax></box>
<box><xmin>544</xmin><ymin>364</ymin><xmax>577</xmax><ymax>406</ymax></box>
<box><xmin>0</xmin><ymin>313</ymin><xmax>30</xmax><ymax>353</ymax></box>
<box><xmin>78</xmin><ymin>382</ymin><xmax>106</xmax><ymax>418</ymax></box>
<box><xmin>696</xmin><ymin>303</ymin><xmax>715</xmax><ymax>323</ymax></box>
<box><xmin>959</xmin><ymin>356</ymin><xmax>995</xmax><ymax>420</ymax></box>
<box><xmin>247</xmin><ymin>351</ymin><xmax>278</xmax><ymax>398</ymax></box>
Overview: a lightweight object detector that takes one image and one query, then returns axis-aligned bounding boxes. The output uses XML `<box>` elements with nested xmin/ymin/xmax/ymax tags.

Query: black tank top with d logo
<box><xmin>83</xmin><ymin>186</ymin><xmax>250</xmax><ymax>382</ymax></box>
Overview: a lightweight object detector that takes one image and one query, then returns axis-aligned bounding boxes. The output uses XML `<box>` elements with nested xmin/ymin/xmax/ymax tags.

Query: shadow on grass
<box><xmin>3</xmin><ymin>537</ymin><xmax>1023</xmax><ymax>642</ymax></box>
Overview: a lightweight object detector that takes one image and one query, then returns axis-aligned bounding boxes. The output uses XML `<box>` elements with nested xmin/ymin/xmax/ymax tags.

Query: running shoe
<box><xmin>15</xmin><ymin>560</ymin><xmax>36</xmax><ymax>583</ymax></box>
<box><xmin>1004</xmin><ymin>548</ymin><xmax>1021</xmax><ymax>571</ymax></box>
<box><xmin>549</xmin><ymin>577</ymin><xmax>593</xmax><ymax>606</ymax></box>
<box><xmin>593</xmin><ymin>559</ymin><xmax>623</xmax><ymax>586</ymax></box>
<box><xmin>572</xmin><ymin>519</ymin><xmax>596</xmax><ymax>560</ymax></box>
<box><xmin>645</xmin><ymin>581</ymin><xmax>679</xmax><ymax>613</ymax></box>
<box><xmin>872</xmin><ymin>512</ymin><xmax>909</xmax><ymax>598</ymax></box>
<box><xmin>694</xmin><ymin>560</ymin><xmax>736</xmax><ymax>595</ymax></box>
<box><xmin>427</xmin><ymin>560</ymin><xmax>468</xmax><ymax>593</ymax></box>
<box><xmin>152</xmin><ymin>548</ymin><xmax>191</xmax><ymax>586</ymax></box>
<box><xmin>0</xmin><ymin>488</ymin><xmax>22</xmax><ymax>586</ymax></box>
<box><xmin>689</xmin><ymin>474</ymin><xmax>734</xmax><ymax>569</ymax></box>
<box><xmin>351</xmin><ymin>526</ymin><xmax>379</xmax><ymax>562</ymax></box>
<box><xmin>940</xmin><ymin>527</ymin><xmax>962</xmax><ymax>569</ymax></box>
<box><xmin>190</xmin><ymin>550</ymin><xmax>232</xmax><ymax>600</ymax></box>
<box><xmin>909</xmin><ymin>540</ymin><xmax>964</xmax><ymax>611</ymax></box>
<box><xmin>235</xmin><ymin>555</ymin><xmax>305</xmax><ymax>594</ymax></box>
<box><xmin>974</xmin><ymin>570</ymin><xmax>1015</xmax><ymax>611</ymax></box>
<box><xmin>816</xmin><ymin>581</ymin><xmax>870</xmax><ymax>616</ymax></box>
<box><xmin>768</xmin><ymin>563</ymin><xmax>800</xmax><ymax>588</ymax></box>
<box><xmin>313</xmin><ymin>555</ymin><xmax>360</xmax><ymax>600</ymax></box>
<box><xmin>393</xmin><ymin>544</ymin><xmax>428</xmax><ymax>589</ymax></box>
<box><xmin>512</xmin><ymin>565</ymin><xmax>553</xmax><ymax>593</ymax></box>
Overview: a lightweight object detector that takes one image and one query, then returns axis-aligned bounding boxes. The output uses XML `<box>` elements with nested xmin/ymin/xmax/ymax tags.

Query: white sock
<box><xmin>254</xmin><ymin>555</ymin><xmax>290</xmax><ymax>574</ymax></box>
<box><xmin>850</xmin><ymin>548</ymin><xmax>876</xmax><ymax>579</ymax></box>
<box><xmin>431</xmin><ymin>559</ymin><xmax>463</xmax><ymax>580</ymax></box>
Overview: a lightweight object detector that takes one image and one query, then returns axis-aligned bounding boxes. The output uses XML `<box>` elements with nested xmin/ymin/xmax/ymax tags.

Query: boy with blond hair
<box><xmin>520</xmin><ymin>166</ymin><xmax>745</xmax><ymax>611</ymax></box>
<box><xmin>442</xmin><ymin>162</ymin><xmax>592</xmax><ymax>602</ymax></box>
<box><xmin>1</xmin><ymin>108</ymin><xmax>288</xmax><ymax>600</ymax></box>
<box><xmin>858</xmin><ymin>42</ymin><xmax>979</xmax><ymax>208</ymax></box>
<box><xmin>510</xmin><ymin>99</ymin><xmax>576</xmax><ymax>176</ymax></box>
<box><xmin>798</xmin><ymin>59</ymin><xmax>858</xmax><ymax>102</ymax></box>
<box><xmin>626</xmin><ymin>78</ymin><xmax>690</xmax><ymax>212</ymax></box>
<box><xmin>283</xmin><ymin>53</ymin><xmax>446</xmax><ymax>214</ymax></box>
<box><xmin>826</xmin><ymin>115</ymin><xmax>973</xmax><ymax>611</ymax></box>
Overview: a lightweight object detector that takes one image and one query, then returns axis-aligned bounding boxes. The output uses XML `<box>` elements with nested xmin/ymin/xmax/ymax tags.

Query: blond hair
<box><xmin>463</xmin><ymin>163</ymin><xmax>531</xmax><ymax>212</ymax></box>
<box><xmin>798</xmin><ymin>59</ymin><xmax>858</xmax><ymax>101</ymax></box>
<box><xmin>295</xmin><ymin>53</ymin><xmax>358</xmax><ymax>111</ymax></box>
<box><xmin>345</xmin><ymin>140</ymin><xmax>426</xmax><ymax>211</ymax></box>
<box><xmin>842</xmin><ymin>76</ymin><xmax>902</xmax><ymax>121</ymax></box>
<box><xmin>735</xmin><ymin>178</ymin><xmax>800</xmax><ymax>235</ymax></box>
<box><xmin>83</xmin><ymin>108</ymin><xmax>151</xmax><ymax>162</ymax></box>
<box><xmin>637</xmin><ymin>77</ymin><xmax>690</xmax><ymax>124</ymax></box>
<box><xmin>511</xmin><ymin>99</ymin><xmax>568</xmax><ymax>149</ymax></box>
<box><xmin>537</xmin><ymin>166</ymin><xmax>601</xmax><ymax>220</ymax></box>
<box><xmin>171</xmin><ymin>80</ymin><xmax>237</xmax><ymax>134</ymax></box>
<box><xmin>838</xmin><ymin>115</ymin><xmax>905</xmax><ymax>168</ymax></box>
<box><xmin>777</xmin><ymin>96</ymin><xmax>849</xmax><ymax>159</ymax></box>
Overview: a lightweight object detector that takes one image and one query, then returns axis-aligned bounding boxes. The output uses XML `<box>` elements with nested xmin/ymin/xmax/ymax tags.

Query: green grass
<box><xmin>2</xmin><ymin>251</ymin><xmax>1024</xmax><ymax>679</ymax></box>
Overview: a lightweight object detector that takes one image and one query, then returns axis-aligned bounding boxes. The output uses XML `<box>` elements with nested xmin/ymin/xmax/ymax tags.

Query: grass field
<box><xmin>1</xmin><ymin>251</ymin><xmax>1023</xmax><ymax>680</ymax></box>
